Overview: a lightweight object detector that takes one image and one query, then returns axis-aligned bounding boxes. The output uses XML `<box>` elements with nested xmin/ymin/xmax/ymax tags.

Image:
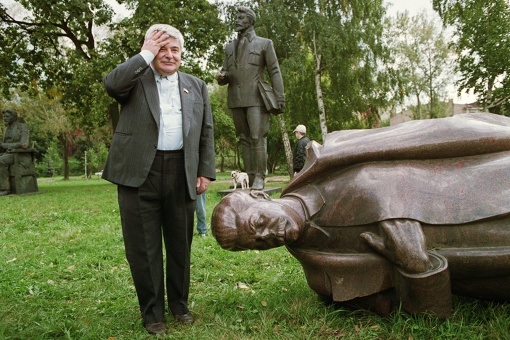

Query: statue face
<box><xmin>233</xmin><ymin>199</ymin><xmax>302</xmax><ymax>250</ymax></box>
<box><xmin>235</xmin><ymin>12</ymin><xmax>253</xmax><ymax>32</ymax></box>
<box><xmin>3</xmin><ymin>111</ymin><xmax>16</xmax><ymax>125</ymax></box>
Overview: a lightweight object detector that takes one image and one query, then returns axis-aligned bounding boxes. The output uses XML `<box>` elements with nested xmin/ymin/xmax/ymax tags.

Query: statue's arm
<box><xmin>19</xmin><ymin>124</ymin><xmax>29</xmax><ymax>149</ymax></box>
<box><xmin>360</xmin><ymin>219</ymin><xmax>430</xmax><ymax>273</ymax></box>
<box><xmin>216</xmin><ymin>44</ymin><xmax>230</xmax><ymax>86</ymax></box>
<box><xmin>264</xmin><ymin>40</ymin><xmax>285</xmax><ymax>111</ymax></box>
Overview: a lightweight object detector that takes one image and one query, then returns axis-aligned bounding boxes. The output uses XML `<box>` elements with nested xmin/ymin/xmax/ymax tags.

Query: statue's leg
<box><xmin>246</xmin><ymin>107</ymin><xmax>269</xmax><ymax>190</ymax></box>
<box><xmin>0</xmin><ymin>154</ymin><xmax>13</xmax><ymax>194</ymax></box>
<box><xmin>231</xmin><ymin>108</ymin><xmax>253</xmax><ymax>182</ymax></box>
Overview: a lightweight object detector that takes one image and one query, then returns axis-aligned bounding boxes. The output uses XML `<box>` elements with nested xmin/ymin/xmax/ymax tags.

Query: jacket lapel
<box><xmin>179</xmin><ymin>72</ymin><xmax>194</xmax><ymax>138</ymax></box>
<box><xmin>140</xmin><ymin>68</ymin><xmax>160</xmax><ymax>129</ymax></box>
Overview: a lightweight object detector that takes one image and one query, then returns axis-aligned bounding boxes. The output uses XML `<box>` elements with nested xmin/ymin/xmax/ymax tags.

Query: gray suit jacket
<box><xmin>102</xmin><ymin>54</ymin><xmax>216</xmax><ymax>199</ymax></box>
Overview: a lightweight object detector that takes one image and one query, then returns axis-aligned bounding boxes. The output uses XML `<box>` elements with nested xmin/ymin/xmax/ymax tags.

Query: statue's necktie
<box><xmin>237</xmin><ymin>37</ymin><xmax>247</xmax><ymax>64</ymax></box>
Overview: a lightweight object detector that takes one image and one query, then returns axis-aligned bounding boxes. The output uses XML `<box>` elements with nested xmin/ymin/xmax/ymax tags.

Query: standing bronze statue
<box><xmin>0</xmin><ymin>109</ymin><xmax>30</xmax><ymax>196</ymax></box>
<box><xmin>212</xmin><ymin>112</ymin><xmax>510</xmax><ymax>318</ymax></box>
<box><xmin>216</xmin><ymin>6</ymin><xmax>285</xmax><ymax>190</ymax></box>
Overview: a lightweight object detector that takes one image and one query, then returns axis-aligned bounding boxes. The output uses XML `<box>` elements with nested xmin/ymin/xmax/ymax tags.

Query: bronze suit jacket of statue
<box><xmin>283</xmin><ymin>112</ymin><xmax>510</xmax><ymax>227</ymax></box>
<box><xmin>2</xmin><ymin>121</ymin><xmax>29</xmax><ymax>150</ymax></box>
<box><xmin>102</xmin><ymin>54</ymin><xmax>216</xmax><ymax>199</ymax></box>
<box><xmin>218</xmin><ymin>30</ymin><xmax>284</xmax><ymax>109</ymax></box>
<box><xmin>280</xmin><ymin>112</ymin><xmax>510</xmax><ymax>302</ymax></box>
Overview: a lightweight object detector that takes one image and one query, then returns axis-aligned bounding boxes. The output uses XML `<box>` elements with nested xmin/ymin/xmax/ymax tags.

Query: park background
<box><xmin>1</xmin><ymin>0</ymin><xmax>508</xmax><ymax>179</ymax></box>
<box><xmin>1</xmin><ymin>0</ymin><xmax>510</xmax><ymax>338</ymax></box>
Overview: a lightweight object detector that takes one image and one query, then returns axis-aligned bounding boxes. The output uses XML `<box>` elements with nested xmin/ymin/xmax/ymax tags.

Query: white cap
<box><xmin>293</xmin><ymin>124</ymin><xmax>306</xmax><ymax>134</ymax></box>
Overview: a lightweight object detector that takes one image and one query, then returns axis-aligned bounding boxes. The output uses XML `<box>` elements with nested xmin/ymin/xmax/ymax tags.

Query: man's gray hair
<box><xmin>145</xmin><ymin>24</ymin><xmax>185</xmax><ymax>51</ymax></box>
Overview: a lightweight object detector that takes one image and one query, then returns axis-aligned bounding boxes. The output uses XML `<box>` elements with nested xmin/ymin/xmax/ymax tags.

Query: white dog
<box><xmin>231</xmin><ymin>170</ymin><xmax>250</xmax><ymax>190</ymax></box>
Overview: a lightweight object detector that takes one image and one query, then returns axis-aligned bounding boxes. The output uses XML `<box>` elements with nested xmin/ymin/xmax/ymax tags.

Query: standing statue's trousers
<box><xmin>231</xmin><ymin>106</ymin><xmax>269</xmax><ymax>189</ymax></box>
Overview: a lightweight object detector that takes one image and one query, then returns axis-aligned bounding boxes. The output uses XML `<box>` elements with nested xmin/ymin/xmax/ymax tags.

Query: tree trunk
<box><xmin>312</xmin><ymin>31</ymin><xmax>328</xmax><ymax>142</ymax></box>
<box><xmin>416</xmin><ymin>93</ymin><xmax>422</xmax><ymax>119</ymax></box>
<box><xmin>486</xmin><ymin>76</ymin><xmax>495</xmax><ymax>111</ymax></box>
<box><xmin>278</xmin><ymin>115</ymin><xmax>293</xmax><ymax>178</ymax></box>
<box><xmin>315</xmin><ymin>54</ymin><xmax>328</xmax><ymax>142</ymax></box>
<box><xmin>59</xmin><ymin>133</ymin><xmax>70</xmax><ymax>180</ymax></box>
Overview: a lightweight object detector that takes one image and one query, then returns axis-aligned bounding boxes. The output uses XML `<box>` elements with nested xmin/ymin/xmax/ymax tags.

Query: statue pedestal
<box><xmin>8</xmin><ymin>149</ymin><xmax>38</xmax><ymax>195</ymax></box>
<box><xmin>217</xmin><ymin>186</ymin><xmax>281</xmax><ymax>197</ymax></box>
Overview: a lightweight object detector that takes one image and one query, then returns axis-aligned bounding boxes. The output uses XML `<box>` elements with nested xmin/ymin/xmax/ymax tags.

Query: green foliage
<box><xmin>433</xmin><ymin>0</ymin><xmax>510</xmax><ymax>113</ymax></box>
<box><xmin>386</xmin><ymin>10</ymin><xmax>454</xmax><ymax>119</ymax></box>
<box><xmin>209</xmin><ymin>84</ymin><xmax>238</xmax><ymax>172</ymax></box>
<box><xmin>4</xmin><ymin>0</ymin><xmax>510</xmax><ymax>176</ymax></box>
<box><xmin>86</xmin><ymin>143</ymin><xmax>109</xmax><ymax>176</ymax></box>
<box><xmin>110</xmin><ymin>0</ymin><xmax>229</xmax><ymax>82</ymax></box>
<box><xmin>254</xmin><ymin>0</ymin><xmax>392</xmax><ymax>137</ymax></box>
<box><xmin>36</xmin><ymin>142</ymin><xmax>62</xmax><ymax>177</ymax></box>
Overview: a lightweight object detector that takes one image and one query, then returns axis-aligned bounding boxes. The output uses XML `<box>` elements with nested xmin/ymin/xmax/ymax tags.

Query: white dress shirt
<box><xmin>139</xmin><ymin>50</ymin><xmax>183</xmax><ymax>150</ymax></box>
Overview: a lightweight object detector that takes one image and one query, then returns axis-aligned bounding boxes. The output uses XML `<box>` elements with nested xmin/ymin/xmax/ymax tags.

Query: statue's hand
<box><xmin>216</xmin><ymin>71</ymin><xmax>226</xmax><ymax>82</ymax></box>
<box><xmin>278</xmin><ymin>101</ymin><xmax>286</xmax><ymax>113</ymax></box>
<box><xmin>360</xmin><ymin>219</ymin><xmax>430</xmax><ymax>273</ymax></box>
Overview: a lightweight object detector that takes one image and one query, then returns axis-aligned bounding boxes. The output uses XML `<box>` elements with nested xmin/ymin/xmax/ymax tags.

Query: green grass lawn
<box><xmin>1</xmin><ymin>175</ymin><xmax>509</xmax><ymax>339</ymax></box>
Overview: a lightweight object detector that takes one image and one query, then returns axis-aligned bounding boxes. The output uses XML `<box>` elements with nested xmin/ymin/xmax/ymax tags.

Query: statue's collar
<box><xmin>238</xmin><ymin>29</ymin><xmax>256</xmax><ymax>42</ymax></box>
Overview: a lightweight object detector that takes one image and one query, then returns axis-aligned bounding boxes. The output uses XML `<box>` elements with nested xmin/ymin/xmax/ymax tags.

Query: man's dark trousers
<box><xmin>117</xmin><ymin>150</ymin><xmax>194</xmax><ymax>325</ymax></box>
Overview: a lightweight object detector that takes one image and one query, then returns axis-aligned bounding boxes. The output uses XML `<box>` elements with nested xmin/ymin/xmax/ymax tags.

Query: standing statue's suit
<box><xmin>218</xmin><ymin>30</ymin><xmax>284</xmax><ymax>109</ymax></box>
<box><xmin>218</xmin><ymin>29</ymin><xmax>284</xmax><ymax>187</ymax></box>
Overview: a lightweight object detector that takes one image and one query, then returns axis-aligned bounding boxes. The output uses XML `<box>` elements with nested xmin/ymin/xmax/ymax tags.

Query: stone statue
<box><xmin>216</xmin><ymin>6</ymin><xmax>285</xmax><ymax>190</ymax></box>
<box><xmin>211</xmin><ymin>112</ymin><xmax>510</xmax><ymax>318</ymax></box>
<box><xmin>0</xmin><ymin>109</ymin><xmax>30</xmax><ymax>196</ymax></box>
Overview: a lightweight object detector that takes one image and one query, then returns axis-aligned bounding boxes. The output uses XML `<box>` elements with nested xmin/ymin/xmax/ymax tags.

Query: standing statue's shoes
<box><xmin>145</xmin><ymin>322</ymin><xmax>166</xmax><ymax>334</ymax></box>
<box><xmin>174</xmin><ymin>313</ymin><xmax>194</xmax><ymax>324</ymax></box>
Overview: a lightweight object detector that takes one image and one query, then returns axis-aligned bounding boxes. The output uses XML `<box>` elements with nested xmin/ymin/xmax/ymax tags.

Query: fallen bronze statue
<box><xmin>211</xmin><ymin>112</ymin><xmax>510</xmax><ymax>318</ymax></box>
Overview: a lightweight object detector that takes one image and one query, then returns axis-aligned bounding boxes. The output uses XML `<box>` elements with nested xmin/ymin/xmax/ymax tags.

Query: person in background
<box><xmin>196</xmin><ymin>193</ymin><xmax>207</xmax><ymax>237</ymax></box>
<box><xmin>102</xmin><ymin>23</ymin><xmax>216</xmax><ymax>334</ymax></box>
<box><xmin>292</xmin><ymin>124</ymin><xmax>310</xmax><ymax>175</ymax></box>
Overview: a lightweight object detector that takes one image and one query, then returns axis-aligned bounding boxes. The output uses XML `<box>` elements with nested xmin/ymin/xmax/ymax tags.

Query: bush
<box><xmin>68</xmin><ymin>157</ymin><xmax>83</xmax><ymax>176</ymax></box>
<box><xmin>36</xmin><ymin>143</ymin><xmax>61</xmax><ymax>177</ymax></box>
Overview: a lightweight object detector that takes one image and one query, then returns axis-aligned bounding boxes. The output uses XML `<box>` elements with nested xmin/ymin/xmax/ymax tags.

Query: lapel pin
<box><xmin>183</xmin><ymin>88</ymin><xmax>189</xmax><ymax>93</ymax></box>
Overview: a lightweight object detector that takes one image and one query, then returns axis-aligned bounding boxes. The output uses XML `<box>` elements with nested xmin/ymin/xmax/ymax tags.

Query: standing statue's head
<box><xmin>236</xmin><ymin>7</ymin><xmax>256</xmax><ymax>32</ymax></box>
<box><xmin>211</xmin><ymin>191</ymin><xmax>303</xmax><ymax>251</ymax></box>
<box><xmin>2</xmin><ymin>109</ymin><xmax>18</xmax><ymax>125</ymax></box>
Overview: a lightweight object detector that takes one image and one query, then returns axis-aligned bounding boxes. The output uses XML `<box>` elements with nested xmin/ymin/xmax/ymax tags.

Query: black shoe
<box><xmin>145</xmin><ymin>322</ymin><xmax>166</xmax><ymax>334</ymax></box>
<box><xmin>174</xmin><ymin>313</ymin><xmax>194</xmax><ymax>324</ymax></box>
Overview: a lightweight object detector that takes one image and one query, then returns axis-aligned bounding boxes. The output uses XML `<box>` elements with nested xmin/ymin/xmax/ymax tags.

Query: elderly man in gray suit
<box><xmin>216</xmin><ymin>6</ymin><xmax>285</xmax><ymax>190</ymax></box>
<box><xmin>102</xmin><ymin>24</ymin><xmax>215</xmax><ymax>334</ymax></box>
